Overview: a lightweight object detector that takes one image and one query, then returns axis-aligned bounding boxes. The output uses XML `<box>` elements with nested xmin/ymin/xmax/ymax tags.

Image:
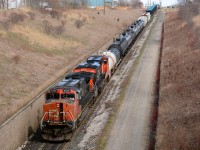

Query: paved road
<box><xmin>105</xmin><ymin>12</ymin><xmax>164</xmax><ymax>150</ymax></box>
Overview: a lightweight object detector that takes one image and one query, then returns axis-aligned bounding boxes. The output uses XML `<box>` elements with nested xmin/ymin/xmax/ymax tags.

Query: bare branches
<box><xmin>130</xmin><ymin>0</ymin><xmax>142</xmax><ymax>8</ymax></box>
<box><xmin>0</xmin><ymin>0</ymin><xmax>20</xmax><ymax>9</ymax></box>
<box><xmin>178</xmin><ymin>1</ymin><xmax>200</xmax><ymax>26</ymax></box>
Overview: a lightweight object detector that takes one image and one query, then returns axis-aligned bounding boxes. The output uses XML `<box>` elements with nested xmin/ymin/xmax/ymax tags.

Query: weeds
<box><xmin>50</xmin><ymin>10</ymin><xmax>62</xmax><ymax>19</ymax></box>
<box><xmin>55</xmin><ymin>25</ymin><xmax>65</xmax><ymax>35</ymax></box>
<box><xmin>42</xmin><ymin>20</ymin><xmax>53</xmax><ymax>35</ymax></box>
<box><xmin>27</xmin><ymin>11</ymin><xmax>35</xmax><ymax>20</ymax></box>
<box><xmin>0</xmin><ymin>20</ymin><xmax>10</xmax><ymax>30</ymax></box>
<box><xmin>156</xmin><ymin>11</ymin><xmax>200</xmax><ymax>149</ymax></box>
<box><xmin>75</xmin><ymin>19</ymin><xmax>84</xmax><ymax>29</ymax></box>
<box><xmin>61</xmin><ymin>20</ymin><xmax>66</xmax><ymax>26</ymax></box>
<box><xmin>13</xmin><ymin>55</ymin><xmax>21</xmax><ymax>64</ymax></box>
<box><xmin>42</xmin><ymin>20</ymin><xmax>65</xmax><ymax>35</ymax></box>
<box><xmin>9</xmin><ymin>12</ymin><xmax>26</xmax><ymax>24</ymax></box>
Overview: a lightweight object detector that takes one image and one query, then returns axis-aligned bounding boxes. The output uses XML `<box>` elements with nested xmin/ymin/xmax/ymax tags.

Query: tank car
<box><xmin>138</xmin><ymin>16</ymin><xmax>148</xmax><ymax>27</ymax></box>
<box><xmin>126</xmin><ymin>28</ymin><xmax>137</xmax><ymax>41</ymax></box>
<box><xmin>108</xmin><ymin>32</ymin><xmax>132</xmax><ymax>56</ymax></box>
<box><xmin>102</xmin><ymin>48</ymin><xmax>121</xmax><ymax>78</ymax></box>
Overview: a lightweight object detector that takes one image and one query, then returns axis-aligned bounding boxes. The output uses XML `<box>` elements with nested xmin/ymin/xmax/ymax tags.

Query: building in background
<box><xmin>87</xmin><ymin>0</ymin><xmax>114</xmax><ymax>7</ymax></box>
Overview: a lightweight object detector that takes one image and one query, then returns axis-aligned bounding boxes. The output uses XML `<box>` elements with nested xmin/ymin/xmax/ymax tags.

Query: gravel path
<box><xmin>105</xmin><ymin>11</ymin><xmax>164</xmax><ymax>150</ymax></box>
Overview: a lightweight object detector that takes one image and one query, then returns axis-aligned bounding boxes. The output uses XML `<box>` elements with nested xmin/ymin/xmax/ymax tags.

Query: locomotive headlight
<box><xmin>63</xmin><ymin>120</ymin><xmax>66</xmax><ymax>124</ymax></box>
<box><xmin>46</xmin><ymin>120</ymin><xmax>50</xmax><ymax>125</ymax></box>
<box><xmin>56</xmin><ymin>104</ymin><xmax>59</xmax><ymax>108</ymax></box>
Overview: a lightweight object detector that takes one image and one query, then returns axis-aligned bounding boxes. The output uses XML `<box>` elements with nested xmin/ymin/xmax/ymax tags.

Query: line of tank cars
<box><xmin>40</xmin><ymin>4</ymin><xmax>158</xmax><ymax>141</ymax></box>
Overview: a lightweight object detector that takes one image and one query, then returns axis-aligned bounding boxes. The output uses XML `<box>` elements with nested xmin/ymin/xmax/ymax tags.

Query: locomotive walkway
<box><xmin>105</xmin><ymin>12</ymin><xmax>164</xmax><ymax>150</ymax></box>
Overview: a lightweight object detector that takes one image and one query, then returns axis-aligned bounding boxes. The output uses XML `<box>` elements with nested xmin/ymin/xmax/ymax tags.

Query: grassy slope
<box><xmin>0</xmin><ymin>8</ymin><xmax>143</xmax><ymax>124</ymax></box>
<box><xmin>156</xmin><ymin>10</ymin><xmax>200</xmax><ymax>149</ymax></box>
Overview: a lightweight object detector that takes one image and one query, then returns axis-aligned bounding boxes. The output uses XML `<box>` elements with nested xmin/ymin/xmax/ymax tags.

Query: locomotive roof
<box><xmin>75</xmin><ymin>61</ymin><xmax>100</xmax><ymax>69</ymax></box>
<box><xmin>65</xmin><ymin>72</ymin><xmax>94</xmax><ymax>79</ymax></box>
<box><xmin>87</xmin><ymin>55</ymin><xmax>103</xmax><ymax>62</ymax></box>
<box><xmin>56</xmin><ymin>78</ymin><xmax>80</xmax><ymax>87</ymax></box>
<box><xmin>50</xmin><ymin>79</ymin><xmax>81</xmax><ymax>93</ymax></box>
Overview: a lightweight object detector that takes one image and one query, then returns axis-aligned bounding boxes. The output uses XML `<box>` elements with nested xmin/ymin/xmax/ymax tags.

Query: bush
<box><xmin>13</xmin><ymin>55</ymin><xmax>21</xmax><ymax>64</ymax></box>
<box><xmin>61</xmin><ymin>20</ymin><xmax>66</xmax><ymax>26</ymax></box>
<box><xmin>42</xmin><ymin>20</ymin><xmax>65</xmax><ymax>35</ymax></box>
<box><xmin>27</xmin><ymin>11</ymin><xmax>35</xmax><ymax>20</ymax></box>
<box><xmin>0</xmin><ymin>20</ymin><xmax>10</xmax><ymax>30</ymax></box>
<box><xmin>178</xmin><ymin>3</ymin><xmax>199</xmax><ymax>26</ymax></box>
<box><xmin>55</xmin><ymin>25</ymin><xmax>65</xmax><ymax>35</ymax></box>
<box><xmin>50</xmin><ymin>10</ymin><xmax>62</xmax><ymax>19</ymax></box>
<box><xmin>42</xmin><ymin>20</ymin><xmax>53</xmax><ymax>35</ymax></box>
<box><xmin>9</xmin><ymin>12</ymin><xmax>26</xmax><ymax>24</ymax></box>
<box><xmin>75</xmin><ymin>19</ymin><xmax>84</xmax><ymax>29</ymax></box>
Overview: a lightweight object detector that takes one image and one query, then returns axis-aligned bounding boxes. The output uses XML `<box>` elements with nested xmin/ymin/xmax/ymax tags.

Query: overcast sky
<box><xmin>140</xmin><ymin>0</ymin><xmax>178</xmax><ymax>6</ymax></box>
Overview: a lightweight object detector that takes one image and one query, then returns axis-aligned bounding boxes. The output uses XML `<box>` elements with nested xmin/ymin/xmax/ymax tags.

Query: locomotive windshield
<box><xmin>46</xmin><ymin>93</ymin><xmax>75</xmax><ymax>102</ymax></box>
<box><xmin>46</xmin><ymin>93</ymin><xmax>59</xmax><ymax>100</ymax></box>
<box><xmin>61</xmin><ymin>94</ymin><xmax>75</xmax><ymax>99</ymax></box>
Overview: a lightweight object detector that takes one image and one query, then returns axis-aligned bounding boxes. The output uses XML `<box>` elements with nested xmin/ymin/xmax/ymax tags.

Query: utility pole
<box><xmin>104</xmin><ymin>0</ymin><xmax>105</xmax><ymax>15</ymax></box>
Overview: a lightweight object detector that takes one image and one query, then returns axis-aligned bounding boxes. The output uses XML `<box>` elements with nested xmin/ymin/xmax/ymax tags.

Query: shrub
<box><xmin>75</xmin><ymin>19</ymin><xmax>84</xmax><ymax>29</ymax></box>
<box><xmin>0</xmin><ymin>20</ymin><xmax>10</xmax><ymax>30</ymax></box>
<box><xmin>3</xmin><ymin>11</ymin><xmax>7</xmax><ymax>17</ymax></box>
<box><xmin>13</xmin><ymin>55</ymin><xmax>21</xmax><ymax>64</ymax></box>
<box><xmin>50</xmin><ymin>10</ymin><xmax>62</xmax><ymax>19</ymax></box>
<box><xmin>55</xmin><ymin>25</ymin><xmax>65</xmax><ymax>35</ymax></box>
<box><xmin>178</xmin><ymin>3</ymin><xmax>199</xmax><ymax>26</ymax></box>
<box><xmin>9</xmin><ymin>12</ymin><xmax>26</xmax><ymax>24</ymax></box>
<box><xmin>61</xmin><ymin>20</ymin><xmax>66</xmax><ymax>26</ymax></box>
<box><xmin>42</xmin><ymin>20</ymin><xmax>53</xmax><ymax>35</ymax></box>
<box><xmin>27</xmin><ymin>11</ymin><xmax>35</xmax><ymax>20</ymax></box>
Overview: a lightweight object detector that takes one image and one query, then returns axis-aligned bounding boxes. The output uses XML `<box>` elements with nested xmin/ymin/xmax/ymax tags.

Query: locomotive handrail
<box><xmin>40</xmin><ymin>112</ymin><xmax>50</xmax><ymax>129</ymax></box>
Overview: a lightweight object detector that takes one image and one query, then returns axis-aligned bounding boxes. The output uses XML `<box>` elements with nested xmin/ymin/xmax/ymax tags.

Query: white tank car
<box><xmin>103</xmin><ymin>48</ymin><xmax>121</xmax><ymax>73</ymax></box>
<box><xmin>142</xmin><ymin>12</ymin><xmax>151</xmax><ymax>22</ymax></box>
<box><xmin>138</xmin><ymin>16</ymin><xmax>148</xmax><ymax>27</ymax></box>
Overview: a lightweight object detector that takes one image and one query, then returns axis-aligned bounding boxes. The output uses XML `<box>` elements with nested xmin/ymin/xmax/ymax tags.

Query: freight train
<box><xmin>40</xmin><ymin>4</ymin><xmax>158</xmax><ymax>141</ymax></box>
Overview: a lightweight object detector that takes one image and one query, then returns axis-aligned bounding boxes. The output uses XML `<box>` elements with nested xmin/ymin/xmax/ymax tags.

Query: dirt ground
<box><xmin>156</xmin><ymin>10</ymin><xmax>200</xmax><ymax>149</ymax></box>
<box><xmin>0</xmin><ymin>8</ymin><xmax>143</xmax><ymax>125</ymax></box>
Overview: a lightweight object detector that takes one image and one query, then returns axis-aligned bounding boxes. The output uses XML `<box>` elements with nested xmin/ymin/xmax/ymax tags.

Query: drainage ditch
<box><xmin>148</xmin><ymin>22</ymin><xmax>164</xmax><ymax>150</ymax></box>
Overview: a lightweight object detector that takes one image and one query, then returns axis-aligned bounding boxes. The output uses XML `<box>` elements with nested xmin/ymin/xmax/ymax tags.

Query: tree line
<box><xmin>0</xmin><ymin>0</ymin><xmax>142</xmax><ymax>9</ymax></box>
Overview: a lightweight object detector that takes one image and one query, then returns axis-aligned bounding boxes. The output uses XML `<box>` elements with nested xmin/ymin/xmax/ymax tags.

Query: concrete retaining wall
<box><xmin>0</xmin><ymin>95</ymin><xmax>44</xmax><ymax>150</ymax></box>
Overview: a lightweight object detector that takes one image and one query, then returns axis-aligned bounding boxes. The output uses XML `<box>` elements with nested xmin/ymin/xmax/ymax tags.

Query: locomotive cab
<box><xmin>73</xmin><ymin>61</ymin><xmax>106</xmax><ymax>96</ymax></box>
<box><xmin>87</xmin><ymin>55</ymin><xmax>109</xmax><ymax>78</ymax></box>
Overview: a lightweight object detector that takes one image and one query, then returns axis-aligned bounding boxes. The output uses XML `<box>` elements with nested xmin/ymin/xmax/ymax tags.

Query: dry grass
<box><xmin>156</xmin><ymin>11</ymin><xmax>200</xmax><ymax>150</ymax></box>
<box><xmin>11</xmin><ymin>25</ymin><xmax>81</xmax><ymax>50</ymax></box>
<box><xmin>0</xmin><ymin>8</ymin><xmax>143</xmax><ymax>124</ymax></box>
<box><xmin>193</xmin><ymin>15</ymin><xmax>200</xmax><ymax>27</ymax></box>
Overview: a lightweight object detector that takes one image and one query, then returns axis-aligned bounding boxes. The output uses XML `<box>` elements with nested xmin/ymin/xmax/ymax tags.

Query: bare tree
<box><xmin>0</xmin><ymin>0</ymin><xmax>17</xmax><ymax>9</ymax></box>
<box><xmin>178</xmin><ymin>1</ymin><xmax>200</xmax><ymax>25</ymax></box>
<box><xmin>118</xmin><ymin>0</ymin><xmax>129</xmax><ymax>6</ymax></box>
<box><xmin>130</xmin><ymin>0</ymin><xmax>142</xmax><ymax>8</ymax></box>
